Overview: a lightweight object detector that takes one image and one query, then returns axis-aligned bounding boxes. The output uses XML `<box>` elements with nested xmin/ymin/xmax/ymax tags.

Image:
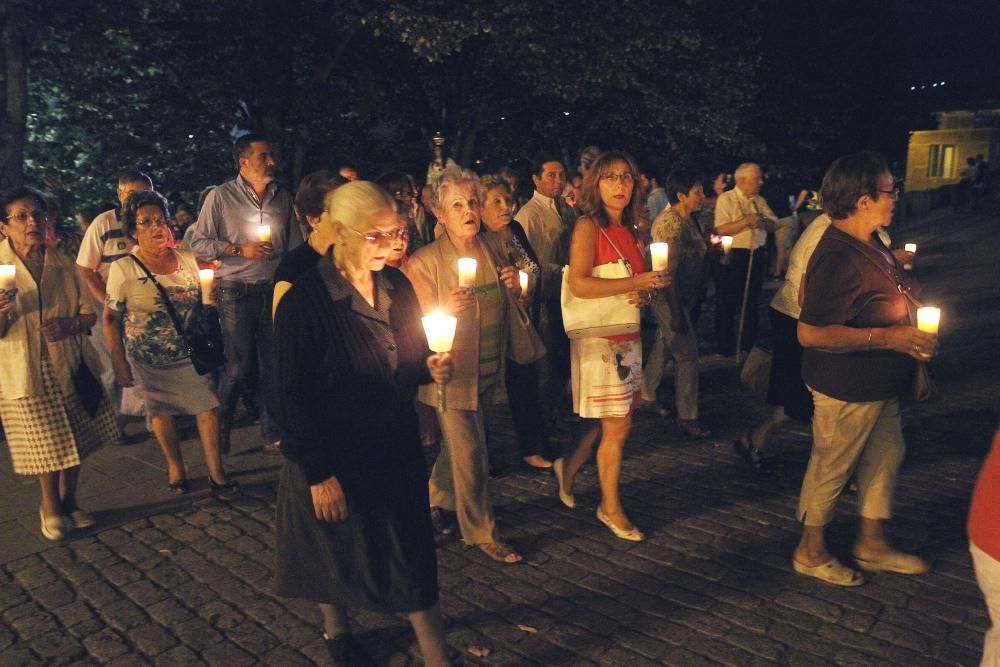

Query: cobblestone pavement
<box><xmin>1</xmin><ymin>206</ymin><xmax>998</xmax><ymax>665</ymax></box>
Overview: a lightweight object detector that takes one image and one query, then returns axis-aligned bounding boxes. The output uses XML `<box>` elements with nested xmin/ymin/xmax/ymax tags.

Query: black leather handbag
<box><xmin>130</xmin><ymin>255</ymin><xmax>225</xmax><ymax>375</ymax></box>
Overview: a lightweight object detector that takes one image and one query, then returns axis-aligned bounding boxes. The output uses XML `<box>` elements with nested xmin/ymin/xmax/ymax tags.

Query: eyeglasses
<box><xmin>601</xmin><ymin>172</ymin><xmax>634</xmax><ymax>185</ymax></box>
<box><xmin>3</xmin><ymin>210</ymin><xmax>47</xmax><ymax>224</ymax></box>
<box><xmin>877</xmin><ymin>188</ymin><xmax>900</xmax><ymax>200</ymax></box>
<box><xmin>136</xmin><ymin>217</ymin><xmax>169</xmax><ymax>228</ymax></box>
<box><xmin>394</xmin><ymin>190</ymin><xmax>415</xmax><ymax>200</ymax></box>
<box><xmin>347</xmin><ymin>227</ymin><xmax>408</xmax><ymax>244</ymax></box>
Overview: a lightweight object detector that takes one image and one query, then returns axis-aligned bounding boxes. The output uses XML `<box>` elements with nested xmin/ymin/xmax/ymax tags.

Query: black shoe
<box><xmin>167</xmin><ymin>478</ymin><xmax>189</xmax><ymax>495</ymax></box>
<box><xmin>430</xmin><ymin>506</ymin><xmax>454</xmax><ymax>537</ymax></box>
<box><xmin>208</xmin><ymin>476</ymin><xmax>240</xmax><ymax>499</ymax></box>
<box><xmin>324</xmin><ymin>633</ymin><xmax>375</xmax><ymax>667</ymax></box>
<box><xmin>733</xmin><ymin>435</ymin><xmax>769</xmax><ymax>475</ymax></box>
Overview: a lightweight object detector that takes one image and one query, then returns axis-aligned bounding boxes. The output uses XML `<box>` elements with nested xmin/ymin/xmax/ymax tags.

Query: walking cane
<box><xmin>736</xmin><ymin>245</ymin><xmax>755</xmax><ymax>365</ymax></box>
<box><xmin>736</xmin><ymin>201</ymin><xmax>762</xmax><ymax>365</ymax></box>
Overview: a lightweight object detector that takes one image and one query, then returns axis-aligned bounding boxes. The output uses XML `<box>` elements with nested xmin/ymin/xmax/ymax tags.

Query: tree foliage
<box><xmin>4</xmin><ymin>0</ymin><xmax>909</xmax><ymax>216</ymax></box>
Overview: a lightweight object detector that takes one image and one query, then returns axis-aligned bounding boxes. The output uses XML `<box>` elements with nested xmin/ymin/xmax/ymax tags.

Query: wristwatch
<box><xmin>231</xmin><ymin>243</ymin><xmax>242</xmax><ymax>258</ymax></box>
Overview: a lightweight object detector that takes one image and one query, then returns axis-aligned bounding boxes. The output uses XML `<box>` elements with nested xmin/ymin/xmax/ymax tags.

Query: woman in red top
<box><xmin>970</xmin><ymin>428</ymin><xmax>1000</xmax><ymax>665</ymax></box>
<box><xmin>554</xmin><ymin>151</ymin><xmax>669</xmax><ymax>541</ymax></box>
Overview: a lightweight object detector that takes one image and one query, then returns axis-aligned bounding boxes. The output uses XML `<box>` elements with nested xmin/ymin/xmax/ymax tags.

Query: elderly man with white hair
<box><xmin>712</xmin><ymin>162</ymin><xmax>777</xmax><ymax>356</ymax></box>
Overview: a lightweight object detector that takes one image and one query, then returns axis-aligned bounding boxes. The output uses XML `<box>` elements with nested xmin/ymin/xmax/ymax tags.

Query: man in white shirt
<box><xmin>514</xmin><ymin>151</ymin><xmax>577</xmax><ymax>424</ymax></box>
<box><xmin>713</xmin><ymin>162</ymin><xmax>777</xmax><ymax>356</ymax></box>
<box><xmin>76</xmin><ymin>169</ymin><xmax>153</xmax><ymax>434</ymax></box>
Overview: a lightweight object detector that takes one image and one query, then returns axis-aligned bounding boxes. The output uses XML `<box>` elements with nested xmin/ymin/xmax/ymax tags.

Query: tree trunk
<box><xmin>0</xmin><ymin>3</ymin><xmax>28</xmax><ymax>190</ymax></box>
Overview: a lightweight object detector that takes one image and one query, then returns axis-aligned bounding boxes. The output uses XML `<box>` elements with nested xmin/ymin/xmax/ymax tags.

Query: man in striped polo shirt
<box><xmin>76</xmin><ymin>168</ymin><xmax>153</xmax><ymax>438</ymax></box>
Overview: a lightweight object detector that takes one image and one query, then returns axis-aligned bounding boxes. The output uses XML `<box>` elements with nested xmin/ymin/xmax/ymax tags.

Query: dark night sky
<box><xmin>897</xmin><ymin>0</ymin><xmax>1000</xmax><ymax>111</ymax></box>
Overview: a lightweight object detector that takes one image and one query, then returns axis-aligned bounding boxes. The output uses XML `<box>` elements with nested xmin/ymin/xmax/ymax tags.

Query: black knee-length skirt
<box><xmin>766</xmin><ymin>308</ymin><xmax>814</xmax><ymax>422</ymax></box>
<box><xmin>274</xmin><ymin>460</ymin><xmax>439</xmax><ymax>613</ymax></box>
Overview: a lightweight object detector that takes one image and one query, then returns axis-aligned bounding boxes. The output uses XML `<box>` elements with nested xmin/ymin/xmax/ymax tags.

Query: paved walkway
<box><xmin>1</xmin><ymin>206</ymin><xmax>997</xmax><ymax>665</ymax></box>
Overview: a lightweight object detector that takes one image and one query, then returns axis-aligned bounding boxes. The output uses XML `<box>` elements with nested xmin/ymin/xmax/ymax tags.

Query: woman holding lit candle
<box><xmin>405</xmin><ymin>166</ymin><xmax>525</xmax><ymax>564</ymax></box>
<box><xmin>556</xmin><ymin>150</ymin><xmax>670</xmax><ymax>542</ymax></box>
<box><xmin>0</xmin><ymin>186</ymin><xmax>118</xmax><ymax>541</ymax></box>
<box><xmin>272</xmin><ymin>181</ymin><xmax>453</xmax><ymax>665</ymax></box>
<box><xmin>478</xmin><ymin>174</ymin><xmax>555</xmax><ymax>471</ymax></box>
<box><xmin>794</xmin><ymin>152</ymin><xmax>938</xmax><ymax>586</ymax></box>
<box><xmin>641</xmin><ymin>169</ymin><xmax>710</xmax><ymax>438</ymax></box>
<box><xmin>103</xmin><ymin>191</ymin><xmax>234</xmax><ymax>497</ymax></box>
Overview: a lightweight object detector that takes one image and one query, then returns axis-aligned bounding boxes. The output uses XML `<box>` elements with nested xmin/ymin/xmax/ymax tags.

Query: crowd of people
<box><xmin>0</xmin><ymin>135</ymin><xmax>996</xmax><ymax>666</ymax></box>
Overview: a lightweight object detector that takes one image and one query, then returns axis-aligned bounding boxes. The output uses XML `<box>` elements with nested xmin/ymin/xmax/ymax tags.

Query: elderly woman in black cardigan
<box><xmin>273</xmin><ymin>181</ymin><xmax>454</xmax><ymax>666</ymax></box>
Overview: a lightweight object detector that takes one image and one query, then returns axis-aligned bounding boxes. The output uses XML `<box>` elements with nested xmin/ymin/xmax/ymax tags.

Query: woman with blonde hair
<box><xmin>554</xmin><ymin>151</ymin><xmax>669</xmax><ymax>541</ymax></box>
<box><xmin>274</xmin><ymin>180</ymin><xmax>454</xmax><ymax>665</ymax></box>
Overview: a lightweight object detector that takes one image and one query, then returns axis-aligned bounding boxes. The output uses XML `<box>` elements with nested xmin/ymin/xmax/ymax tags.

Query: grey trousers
<box><xmin>641</xmin><ymin>295</ymin><xmax>700</xmax><ymax>420</ymax></box>
<box><xmin>429</xmin><ymin>390</ymin><xmax>498</xmax><ymax>545</ymax></box>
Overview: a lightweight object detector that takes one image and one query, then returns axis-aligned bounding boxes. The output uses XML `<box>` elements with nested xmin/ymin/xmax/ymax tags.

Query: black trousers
<box><xmin>714</xmin><ymin>247</ymin><xmax>768</xmax><ymax>356</ymax></box>
<box><xmin>504</xmin><ymin>358</ymin><xmax>552</xmax><ymax>459</ymax></box>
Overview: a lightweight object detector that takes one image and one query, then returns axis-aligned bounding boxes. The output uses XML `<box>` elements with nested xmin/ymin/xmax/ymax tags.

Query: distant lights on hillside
<box><xmin>910</xmin><ymin>81</ymin><xmax>946</xmax><ymax>91</ymax></box>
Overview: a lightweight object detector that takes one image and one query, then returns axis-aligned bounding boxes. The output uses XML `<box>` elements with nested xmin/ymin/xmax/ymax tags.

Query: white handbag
<box><xmin>560</xmin><ymin>228</ymin><xmax>640</xmax><ymax>339</ymax></box>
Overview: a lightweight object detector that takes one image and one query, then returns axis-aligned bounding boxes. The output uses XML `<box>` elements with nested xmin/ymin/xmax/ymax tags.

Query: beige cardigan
<box><xmin>0</xmin><ymin>239</ymin><xmax>99</xmax><ymax>400</ymax></box>
<box><xmin>405</xmin><ymin>231</ymin><xmax>510</xmax><ymax>411</ymax></box>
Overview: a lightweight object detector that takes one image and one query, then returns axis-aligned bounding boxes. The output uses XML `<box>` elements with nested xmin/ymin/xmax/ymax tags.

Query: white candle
<box><xmin>650</xmin><ymin>242</ymin><xmax>669</xmax><ymax>271</ymax></box>
<box><xmin>257</xmin><ymin>225</ymin><xmax>272</xmax><ymax>243</ymax></box>
<box><xmin>0</xmin><ymin>264</ymin><xmax>15</xmax><ymax>290</ymax></box>
<box><xmin>917</xmin><ymin>307</ymin><xmax>940</xmax><ymax>336</ymax></box>
<box><xmin>422</xmin><ymin>309</ymin><xmax>457</xmax><ymax>412</ymax></box>
<box><xmin>518</xmin><ymin>270</ymin><xmax>529</xmax><ymax>295</ymax></box>
<box><xmin>721</xmin><ymin>236</ymin><xmax>733</xmax><ymax>254</ymax></box>
<box><xmin>421</xmin><ymin>310</ymin><xmax>458</xmax><ymax>353</ymax></box>
<box><xmin>457</xmin><ymin>257</ymin><xmax>477</xmax><ymax>288</ymax></box>
<box><xmin>198</xmin><ymin>269</ymin><xmax>215</xmax><ymax>305</ymax></box>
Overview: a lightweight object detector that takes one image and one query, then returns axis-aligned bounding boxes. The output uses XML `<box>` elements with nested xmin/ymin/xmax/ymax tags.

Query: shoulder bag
<box><xmin>560</xmin><ymin>227</ymin><xmax>640</xmax><ymax>339</ymax></box>
<box><xmin>505</xmin><ymin>290</ymin><xmax>546</xmax><ymax>364</ymax></box>
<box><xmin>130</xmin><ymin>255</ymin><xmax>226</xmax><ymax>375</ymax></box>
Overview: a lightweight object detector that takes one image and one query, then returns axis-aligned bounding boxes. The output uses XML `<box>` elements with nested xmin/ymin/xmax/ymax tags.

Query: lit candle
<box><xmin>198</xmin><ymin>269</ymin><xmax>215</xmax><ymax>305</ymax></box>
<box><xmin>903</xmin><ymin>243</ymin><xmax>916</xmax><ymax>270</ymax></box>
<box><xmin>422</xmin><ymin>310</ymin><xmax>458</xmax><ymax>353</ymax></box>
<box><xmin>518</xmin><ymin>270</ymin><xmax>529</xmax><ymax>295</ymax></box>
<box><xmin>721</xmin><ymin>236</ymin><xmax>733</xmax><ymax>254</ymax></box>
<box><xmin>257</xmin><ymin>225</ymin><xmax>272</xmax><ymax>243</ymax></box>
<box><xmin>421</xmin><ymin>310</ymin><xmax>458</xmax><ymax>412</ymax></box>
<box><xmin>457</xmin><ymin>257</ymin><xmax>477</xmax><ymax>289</ymax></box>
<box><xmin>916</xmin><ymin>307</ymin><xmax>940</xmax><ymax>336</ymax></box>
<box><xmin>0</xmin><ymin>264</ymin><xmax>15</xmax><ymax>290</ymax></box>
<box><xmin>650</xmin><ymin>242</ymin><xmax>669</xmax><ymax>272</ymax></box>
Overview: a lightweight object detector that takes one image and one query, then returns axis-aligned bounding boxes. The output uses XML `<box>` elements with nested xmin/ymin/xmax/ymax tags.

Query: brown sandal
<box><xmin>476</xmin><ymin>541</ymin><xmax>523</xmax><ymax>564</ymax></box>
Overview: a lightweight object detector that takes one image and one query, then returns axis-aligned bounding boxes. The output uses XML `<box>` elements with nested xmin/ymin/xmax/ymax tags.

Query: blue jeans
<box><xmin>217</xmin><ymin>281</ymin><xmax>280</xmax><ymax>445</ymax></box>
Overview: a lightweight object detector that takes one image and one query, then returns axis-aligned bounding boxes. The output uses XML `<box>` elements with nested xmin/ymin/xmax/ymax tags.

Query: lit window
<box><xmin>927</xmin><ymin>145</ymin><xmax>957</xmax><ymax>178</ymax></box>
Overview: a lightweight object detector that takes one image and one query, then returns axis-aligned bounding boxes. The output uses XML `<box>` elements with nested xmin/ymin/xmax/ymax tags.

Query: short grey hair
<box><xmin>734</xmin><ymin>162</ymin><xmax>761</xmax><ymax>181</ymax></box>
<box><xmin>428</xmin><ymin>165</ymin><xmax>481</xmax><ymax>212</ymax></box>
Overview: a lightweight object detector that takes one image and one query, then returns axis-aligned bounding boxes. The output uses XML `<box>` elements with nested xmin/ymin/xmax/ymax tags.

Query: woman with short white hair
<box><xmin>274</xmin><ymin>180</ymin><xmax>454</xmax><ymax>664</ymax></box>
<box><xmin>405</xmin><ymin>166</ymin><xmax>525</xmax><ymax>564</ymax></box>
